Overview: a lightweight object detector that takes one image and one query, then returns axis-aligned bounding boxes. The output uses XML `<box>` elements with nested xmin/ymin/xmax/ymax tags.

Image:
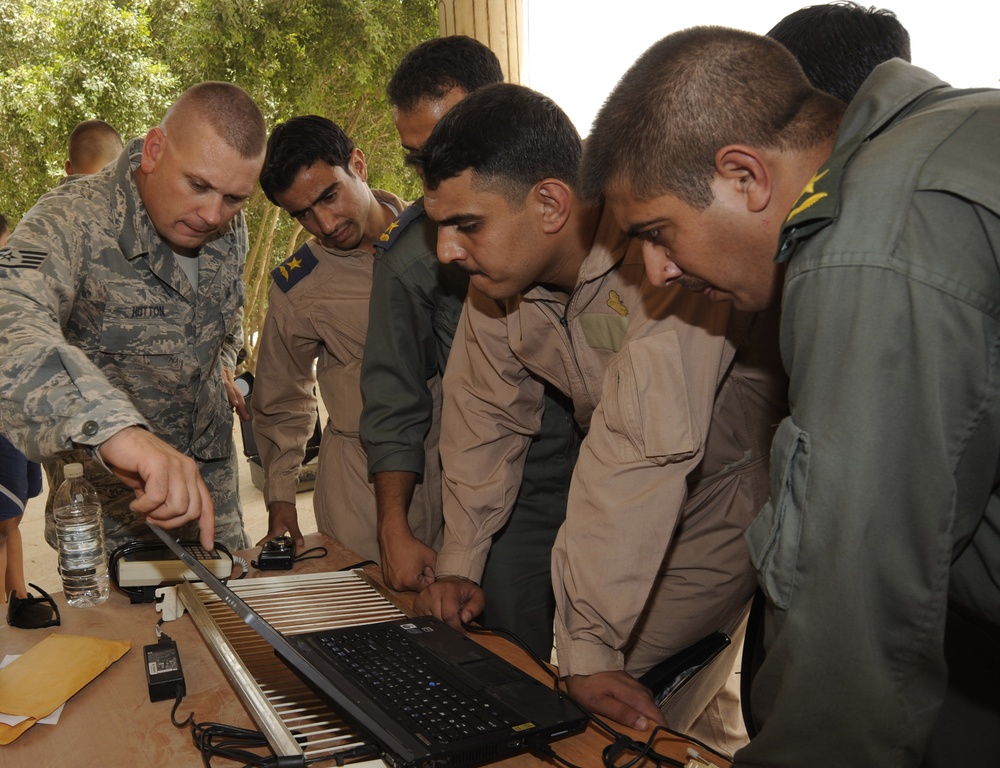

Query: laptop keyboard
<box><xmin>318</xmin><ymin>626</ymin><xmax>519</xmax><ymax>744</ymax></box>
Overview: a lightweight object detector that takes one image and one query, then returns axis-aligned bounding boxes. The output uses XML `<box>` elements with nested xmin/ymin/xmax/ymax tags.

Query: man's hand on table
<box><xmin>565</xmin><ymin>670</ymin><xmax>667</xmax><ymax>731</ymax></box>
<box><xmin>258</xmin><ymin>500</ymin><xmax>305</xmax><ymax>547</ymax></box>
<box><xmin>413</xmin><ymin>575</ymin><xmax>485</xmax><ymax>631</ymax></box>
<box><xmin>378</xmin><ymin>522</ymin><xmax>437</xmax><ymax>592</ymax></box>
<box><xmin>99</xmin><ymin>425</ymin><xmax>215</xmax><ymax>550</ymax></box>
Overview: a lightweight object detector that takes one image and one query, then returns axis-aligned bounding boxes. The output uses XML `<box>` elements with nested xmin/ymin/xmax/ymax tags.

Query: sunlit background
<box><xmin>524</xmin><ymin>0</ymin><xmax>999</xmax><ymax>136</ymax></box>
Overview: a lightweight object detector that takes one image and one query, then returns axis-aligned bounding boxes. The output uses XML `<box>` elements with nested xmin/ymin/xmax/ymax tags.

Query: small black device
<box><xmin>638</xmin><ymin>631</ymin><xmax>731</xmax><ymax>707</ymax></box>
<box><xmin>144</xmin><ymin>637</ymin><xmax>186</xmax><ymax>702</ymax></box>
<box><xmin>254</xmin><ymin>536</ymin><xmax>296</xmax><ymax>570</ymax></box>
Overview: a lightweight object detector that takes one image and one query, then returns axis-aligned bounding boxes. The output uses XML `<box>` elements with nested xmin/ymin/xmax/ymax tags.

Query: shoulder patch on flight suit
<box><xmin>270</xmin><ymin>243</ymin><xmax>318</xmax><ymax>293</ymax></box>
<box><xmin>778</xmin><ymin>134</ymin><xmax>854</xmax><ymax>265</ymax></box>
<box><xmin>376</xmin><ymin>204</ymin><xmax>426</xmax><ymax>253</ymax></box>
<box><xmin>786</xmin><ymin>168</ymin><xmax>832</xmax><ymax>224</ymax></box>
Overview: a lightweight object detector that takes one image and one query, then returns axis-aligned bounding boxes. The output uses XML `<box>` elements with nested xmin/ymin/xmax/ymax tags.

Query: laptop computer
<box><xmin>147</xmin><ymin>523</ymin><xmax>588</xmax><ymax>767</ymax></box>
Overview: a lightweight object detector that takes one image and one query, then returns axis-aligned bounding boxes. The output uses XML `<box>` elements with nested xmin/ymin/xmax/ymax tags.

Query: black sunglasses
<box><xmin>6</xmin><ymin>583</ymin><xmax>61</xmax><ymax>629</ymax></box>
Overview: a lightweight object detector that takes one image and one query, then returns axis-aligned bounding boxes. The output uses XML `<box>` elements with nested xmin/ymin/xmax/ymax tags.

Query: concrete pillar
<box><xmin>438</xmin><ymin>0</ymin><xmax>523</xmax><ymax>84</ymax></box>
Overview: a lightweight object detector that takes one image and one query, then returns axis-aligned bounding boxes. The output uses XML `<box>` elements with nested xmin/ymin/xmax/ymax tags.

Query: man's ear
<box><xmin>535</xmin><ymin>179</ymin><xmax>573</xmax><ymax>234</ymax></box>
<box><xmin>350</xmin><ymin>147</ymin><xmax>369</xmax><ymax>182</ymax></box>
<box><xmin>715</xmin><ymin>145</ymin><xmax>772</xmax><ymax>213</ymax></box>
<box><xmin>140</xmin><ymin>127</ymin><xmax>165</xmax><ymax>174</ymax></box>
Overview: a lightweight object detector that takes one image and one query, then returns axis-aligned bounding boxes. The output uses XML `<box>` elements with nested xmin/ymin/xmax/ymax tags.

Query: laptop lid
<box><xmin>146</xmin><ymin>523</ymin><xmax>587</xmax><ymax>767</ymax></box>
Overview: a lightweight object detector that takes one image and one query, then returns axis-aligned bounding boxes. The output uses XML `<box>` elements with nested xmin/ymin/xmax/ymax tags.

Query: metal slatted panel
<box><xmin>179</xmin><ymin>570</ymin><xmax>402</xmax><ymax>765</ymax></box>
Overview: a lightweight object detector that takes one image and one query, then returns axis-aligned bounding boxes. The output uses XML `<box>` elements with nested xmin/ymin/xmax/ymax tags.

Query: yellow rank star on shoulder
<box><xmin>607</xmin><ymin>290</ymin><xmax>628</xmax><ymax>317</ymax></box>
<box><xmin>787</xmin><ymin>169</ymin><xmax>830</xmax><ymax>222</ymax></box>
<box><xmin>287</xmin><ymin>256</ymin><xmax>303</xmax><ymax>271</ymax></box>
<box><xmin>380</xmin><ymin>220</ymin><xmax>400</xmax><ymax>242</ymax></box>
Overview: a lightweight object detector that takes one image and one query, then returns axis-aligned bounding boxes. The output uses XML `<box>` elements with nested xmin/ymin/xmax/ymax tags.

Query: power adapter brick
<box><xmin>144</xmin><ymin>637</ymin><xmax>186</xmax><ymax>702</ymax></box>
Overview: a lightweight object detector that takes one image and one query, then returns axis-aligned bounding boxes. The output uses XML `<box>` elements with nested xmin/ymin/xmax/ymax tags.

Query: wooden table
<box><xmin>0</xmin><ymin>533</ymin><xmax>728</xmax><ymax>767</ymax></box>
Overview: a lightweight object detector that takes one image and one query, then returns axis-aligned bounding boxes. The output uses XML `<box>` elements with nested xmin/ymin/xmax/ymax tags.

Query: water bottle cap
<box><xmin>64</xmin><ymin>463</ymin><xmax>84</xmax><ymax>479</ymax></box>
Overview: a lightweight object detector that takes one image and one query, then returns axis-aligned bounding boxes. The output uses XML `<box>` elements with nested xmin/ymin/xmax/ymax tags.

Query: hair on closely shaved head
<box><xmin>413</xmin><ymin>83</ymin><xmax>581</xmax><ymax>204</ymax></box>
<box><xmin>67</xmin><ymin>120</ymin><xmax>123</xmax><ymax>174</ymax></box>
<box><xmin>582</xmin><ymin>26</ymin><xmax>844</xmax><ymax>208</ymax></box>
<box><xmin>164</xmin><ymin>81</ymin><xmax>267</xmax><ymax>159</ymax></box>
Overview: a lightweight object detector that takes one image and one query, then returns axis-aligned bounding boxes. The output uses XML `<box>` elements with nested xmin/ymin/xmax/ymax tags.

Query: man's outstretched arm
<box><xmin>98</xmin><ymin>425</ymin><xmax>215</xmax><ymax>550</ymax></box>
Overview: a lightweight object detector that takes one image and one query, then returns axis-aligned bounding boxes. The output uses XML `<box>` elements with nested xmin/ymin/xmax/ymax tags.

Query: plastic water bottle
<box><xmin>53</xmin><ymin>463</ymin><xmax>110</xmax><ymax>607</ymax></box>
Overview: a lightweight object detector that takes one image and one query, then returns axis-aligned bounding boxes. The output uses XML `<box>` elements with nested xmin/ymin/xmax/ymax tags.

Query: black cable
<box><xmin>109</xmin><ymin>539</ymin><xmax>235</xmax><ymax>602</ymax></box>
<box><xmin>170</xmin><ymin>682</ymin><xmax>195</xmax><ymax>729</ymax></box>
<box><xmin>167</xmin><ymin>680</ymin><xmax>377</xmax><ymax>767</ymax></box>
<box><xmin>189</xmin><ymin>720</ymin><xmax>371</xmax><ymax>768</ymax></box>
<box><xmin>530</xmin><ymin>741</ymin><xmax>588</xmax><ymax>768</ymax></box>
<box><xmin>601</xmin><ymin>724</ymin><xmax>689</xmax><ymax>768</ymax></box>
<box><xmin>293</xmin><ymin>546</ymin><xmax>328</xmax><ymax>563</ymax></box>
<box><xmin>464</xmin><ymin>622</ymin><xmax>561</xmax><ymax>682</ymax></box>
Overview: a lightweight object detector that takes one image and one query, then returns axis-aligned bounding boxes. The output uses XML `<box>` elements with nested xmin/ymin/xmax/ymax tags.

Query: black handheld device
<box><xmin>638</xmin><ymin>631</ymin><xmax>731</xmax><ymax>707</ymax></box>
<box><xmin>254</xmin><ymin>536</ymin><xmax>296</xmax><ymax>570</ymax></box>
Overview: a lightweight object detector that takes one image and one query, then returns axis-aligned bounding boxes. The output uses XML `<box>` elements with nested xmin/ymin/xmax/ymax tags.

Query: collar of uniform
<box><xmin>776</xmin><ymin>135</ymin><xmax>855</xmax><ymax>265</ymax></box>
<box><xmin>836</xmin><ymin>59</ymin><xmax>950</xmax><ymax>154</ymax></box>
<box><xmin>776</xmin><ymin>61</ymin><xmax>949</xmax><ymax>266</ymax></box>
<box><xmin>521</xmin><ymin>205</ymin><xmax>633</xmax><ymax>306</ymax></box>
<box><xmin>375</xmin><ymin>196</ymin><xmax>424</xmax><ymax>254</ymax></box>
<box><xmin>575</xmin><ymin>202</ymin><xmax>631</xmax><ymax>283</ymax></box>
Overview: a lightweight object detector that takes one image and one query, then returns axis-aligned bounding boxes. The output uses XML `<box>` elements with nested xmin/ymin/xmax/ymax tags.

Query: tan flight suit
<box><xmin>251</xmin><ymin>192</ymin><xmax>442</xmax><ymax>562</ymax></box>
<box><xmin>438</xmin><ymin>207</ymin><xmax>787</xmax><ymax>754</ymax></box>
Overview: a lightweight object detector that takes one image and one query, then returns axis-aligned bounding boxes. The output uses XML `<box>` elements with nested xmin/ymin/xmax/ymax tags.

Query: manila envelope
<box><xmin>0</xmin><ymin>633</ymin><xmax>130</xmax><ymax>744</ymax></box>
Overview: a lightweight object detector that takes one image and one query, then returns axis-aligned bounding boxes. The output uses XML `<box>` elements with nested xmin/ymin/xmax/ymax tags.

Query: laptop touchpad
<box><xmin>460</xmin><ymin>658</ymin><xmax>523</xmax><ymax>687</ymax></box>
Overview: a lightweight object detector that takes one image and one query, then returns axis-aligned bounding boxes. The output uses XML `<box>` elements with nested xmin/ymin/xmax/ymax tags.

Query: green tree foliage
<box><xmin>148</xmin><ymin>0</ymin><xmax>433</xmax><ymax>192</ymax></box>
<box><xmin>0</xmin><ymin>0</ymin><xmax>175</xmax><ymax>217</ymax></box>
<box><xmin>1</xmin><ymin>0</ymin><xmax>438</xmax><ymax>368</ymax></box>
<box><xmin>146</xmin><ymin>0</ymin><xmax>437</xmax><ymax>368</ymax></box>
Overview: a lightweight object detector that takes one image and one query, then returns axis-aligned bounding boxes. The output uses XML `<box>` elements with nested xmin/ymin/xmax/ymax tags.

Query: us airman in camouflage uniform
<box><xmin>0</xmin><ymin>83</ymin><xmax>266</xmax><ymax>554</ymax></box>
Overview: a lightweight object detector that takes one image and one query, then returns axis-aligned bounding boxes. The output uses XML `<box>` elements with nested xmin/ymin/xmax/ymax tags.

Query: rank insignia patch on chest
<box><xmin>0</xmin><ymin>248</ymin><xmax>47</xmax><ymax>269</ymax></box>
<box><xmin>607</xmin><ymin>290</ymin><xmax>628</xmax><ymax>316</ymax></box>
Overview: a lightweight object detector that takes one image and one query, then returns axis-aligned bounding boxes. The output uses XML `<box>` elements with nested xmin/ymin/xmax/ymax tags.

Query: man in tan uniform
<box><xmin>413</xmin><ymin>84</ymin><xmax>786</xmax><ymax>755</ymax></box>
<box><xmin>253</xmin><ymin>115</ymin><xmax>441</xmax><ymax>561</ymax></box>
